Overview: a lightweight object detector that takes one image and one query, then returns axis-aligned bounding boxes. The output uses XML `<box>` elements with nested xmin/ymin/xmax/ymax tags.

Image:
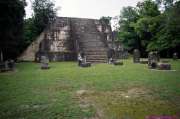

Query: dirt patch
<box><xmin>20</xmin><ymin>103</ymin><xmax>49</xmax><ymax>110</ymax></box>
<box><xmin>122</xmin><ymin>87</ymin><xmax>152</xmax><ymax>98</ymax></box>
<box><xmin>75</xmin><ymin>87</ymin><xmax>157</xmax><ymax>119</ymax></box>
<box><xmin>76</xmin><ymin>90</ymin><xmax>104</xmax><ymax>119</ymax></box>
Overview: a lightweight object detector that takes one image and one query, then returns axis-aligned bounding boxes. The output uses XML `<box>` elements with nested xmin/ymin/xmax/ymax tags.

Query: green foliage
<box><xmin>100</xmin><ymin>16</ymin><xmax>112</xmax><ymax>25</ymax></box>
<box><xmin>137</xmin><ymin>0</ymin><xmax>160</xmax><ymax>17</ymax></box>
<box><xmin>23</xmin><ymin>18</ymin><xmax>38</xmax><ymax>47</ymax></box>
<box><xmin>156</xmin><ymin>0</ymin><xmax>176</xmax><ymax>9</ymax></box>
<box><xmin>23</xmin><ymin>0</ymin><xmax>57</xmax><ymax>51</ymax></box>
<box><xmin>32</xmin><ymin>0</ymin><xmax>57</xmax><ymax>34</ymax></box>
<box><xmin>118</xmin><ymin>0</ymin><xmax>180</xmax><ymax>56</ymax></box>
<box><xmin>147</xmin><ymin>1</ymin><xmax>180</xmax><ymax>51</ymax></box>
<box><xmin>0</xmin><ymin>0</ymin><xmax>26</xmax><ymax>60</ymax></box>
<box><xmin>118</xmin><ymin>7</ymin><xmax>139</xmax><ymax>50</ymax></box>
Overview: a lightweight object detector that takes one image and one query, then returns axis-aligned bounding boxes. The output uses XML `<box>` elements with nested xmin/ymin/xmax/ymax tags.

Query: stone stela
<box><xmin>173</xmin><ymin>52</ymin><xmax>178</xmax><ymax>60</ymax></box>
<box><xmin>0</xmin><ymin>60</ymin><xmax>15</xmax><ymax>72</ymax></box>
<box><xmin>41</xmin><ymin>56</ymin><xmax>50</xmax><ymax>69</ymax></box>
<box><xmin>148</xmin><ymin>52</ymin><xmax>160</xmax><ymax>69</ymax></box>
<box><xmin>133</xmin><ymin>49</ymin><xmax>140</xmax><ymax>63</ymax></box>
<box><xmin>148</xmin><ymin>51</ymin><xmax>171</xmax><ymax>70</ymax></box>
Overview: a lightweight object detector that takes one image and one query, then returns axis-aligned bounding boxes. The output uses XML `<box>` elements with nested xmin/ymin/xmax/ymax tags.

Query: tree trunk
<box><xmin>0</xmin><ymin>51</ymin><xmax>3</xmax><ymax>62</ymax></box>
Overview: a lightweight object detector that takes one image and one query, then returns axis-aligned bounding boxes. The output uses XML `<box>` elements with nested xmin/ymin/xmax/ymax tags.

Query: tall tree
<box><xmin>22</xmin><ymin>0</ymin><xmax>57</xmax><ymax>51</ymax></box>
<box><xmin>148</xmin><ymin>1</ymin><xmax>180</xmax><ymax>54</ymax></box>
<box><xmin>134</xmin><ymin>0</ymin><xmax>160</xmax><ymax>55</ymax></box>
<box><xmin>117</xmin><ymin>0</ymin><xmax>180</xmax><ymax>57</ymax></box>
<box><xmin>100</xmin><ymin>16</ymin><xmax>112</xmax><ymax>25</ymax></box>
<box><xmin>32</xmin><ymin>0</ymin><xmax>57</xmax><ymax>35</ymax></box>
<box><xmin>118</xmin><ymin>6</ymin><xmax>139</xmax><ymax>51</ymax></box>
<box><xmin>0</xmin><ymin>0</ymin><xmax>26</xmax><ymax>61</ymax></box>
<box><xmin>156</xmin><ymin>0</ymin><xmax>177</xmax><ymax>9</ymax></box>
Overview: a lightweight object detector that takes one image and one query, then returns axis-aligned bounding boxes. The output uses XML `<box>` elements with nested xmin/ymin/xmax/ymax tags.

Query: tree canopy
<box><xmin>32</xmin><ymin>0</ymin><xmax>57</xmax><ymax>34</ymax></box>
<box><xmin>117</xmin><ymin>0</ymin><xmax>180</xmax><ymax>57</ymax></box>
<box><xmin>0</xmin><ymin>0</ymin><xmax>26</xmax><ymax>60</ymax></box>
<box><xmin>22</xmin><ymin>0</ymin><xmax>57</xmax><ymax>54</ymax></box>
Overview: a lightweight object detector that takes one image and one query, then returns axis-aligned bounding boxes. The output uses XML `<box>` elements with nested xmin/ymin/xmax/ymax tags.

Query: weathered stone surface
<box><xmin>173</xmin><ymin>52</ymin><xmax>178</xmax><ymax>60</ymax></box>
<box><xmin>148</xmin><ymin>51</ymin><xmax>160</xmax><ymax>69</ymax></box>
<box><xmin>19</xmin><ymin>17</ymin><xmax>113</xmax><ymax>63</ymax></box>
<box><xmin>18</xmin><ymin>32</ymin><xmax>45</xmax><ymax>61</ymax></box>
<box><xmin>0</xmin><ymin>60</ymin><xmax>15</xmax><ymax>72</ymax></box>
<box><xmin>113</xmin><ymin>39</ymin><xmax>129</xmax><ymax>59</ymax></box>
<box><xmin>157</xmin><ymin>63</ymin><xmax>171</xmax><ymax>70</ymax></box>
<box><xmin>41</xmin><ymin>56</ymin><xmax>50</xmax><ymax>69</ymax></box>
<box><xmin>80</xmin><ymin>62</ymin><xmax>91</xmax><ymax>67</ymax></box>
<box><xmin>133</xmin><ymin>49</ymin><xmax>140</xmax><ymax>63</ymax></box>
<box><xmin>140</xmin><ymin>59</ymin><xmax>148</xmax><ymax>64</ymax></box>
<box><xmin>113</xmin><ymin>61</ymin><xmax>123</xmax><ymax>65</ymax></box>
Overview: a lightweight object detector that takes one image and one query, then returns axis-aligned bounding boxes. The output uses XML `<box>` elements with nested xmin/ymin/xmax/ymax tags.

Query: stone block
<box><xmin>148</xmin><ymin>61</ymin><xmax>157</xmax><ymax>69</ymax></box>
<box><xmin>41</xmin><ymin>56</ymin><xmax>50</xmax><ymax>69</ymax></box>
<box><xmin>113</xmin><ymin>61</ymin><xmax>123</xmax><ymax>65</ymax></box>
<box><xmin>0</xmin><ymin>60</ymin><xmax>15</xmax><ymax>72</ymax></box>
<box><xmin>173</xmin><ymin>52</ymin><xmax>178</xmax><ymax>60</ymax></box>
<box><xmin>133</xmin><ymin>49</ymin><xmax>140</xmax><ymax>63</ymax></box>
<box><xmin>148</xmin><ymin>51</ymin><xmax>160</xmax><ymax>68</ymax></box>
<box><xmin>80</xmin><ymin>62</ymin><xmax>91</xmax><ymax>67</ymax></box>
<box><xmin>157</xmin><ymin>63</ymin><xmax>171</xmax><ymax>70</ymax></box>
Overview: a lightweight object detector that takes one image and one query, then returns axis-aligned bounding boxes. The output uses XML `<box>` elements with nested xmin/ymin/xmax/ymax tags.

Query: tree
<box><xmin>117</xmin><ymin>0</ymin><xmax>180</xmax><ymax>57</ymax></box>
<box><xmin>0</xmin><ymin>0</ymin><xmax>26</xmax><ymax>61</ymax></box>
<box><xmin>156</xmin><ymin>0</ymin><xmax>178</xmax><ymax>10</ymax></box>
<box><xmin>137</xmin><ymin>0</ymin><xmax>160</xmax><ymax>17</ymax></box>
<box><xmin>23</xmin><ymin>18</ymin><xmax>37</xmax><ymax>48</ymax></box>
<box><xmin>118</xmin><ymin>6</ymin><xmax>139</xmax><ymax>51</ymax></box>
<box><xmin>22</xmin><ymin>0</ymin><xmax>57</xmax><ymax>52</ymax></box>
<box><xmin>32</xmin><ymin>0</ymin><xmax>57</xmax><ymax>35</ymax></box>
<box><xmin>148</xmin><ymin>1</ymin><xmax>180</xmax><ymax>54</ymax></box>
<box><xmin>100</xmin><ymin>16</ymin><xmax>112</xmax><ymax>25</ymax></box>
<box><xmin>133</xmin><ymin>0</ymin><xmax>161</xmax><ymax>56</ymax></box>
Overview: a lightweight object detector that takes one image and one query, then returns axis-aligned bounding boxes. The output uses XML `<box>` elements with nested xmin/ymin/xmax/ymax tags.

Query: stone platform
<box><xmin>19</xmin><ymin>17</ymin><xmax>113</xmax><ymax>63</ymax></box>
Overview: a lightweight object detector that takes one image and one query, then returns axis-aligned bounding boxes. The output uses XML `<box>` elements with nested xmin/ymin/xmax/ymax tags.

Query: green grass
<box><xmin>0</xmin><ymin>59</ymin><xmax>180</xmax><ymax>119</ymax></box>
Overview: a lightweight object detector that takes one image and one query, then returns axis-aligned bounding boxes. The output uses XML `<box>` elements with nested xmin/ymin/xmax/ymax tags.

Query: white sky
<box><xmin>25</xmin><ymin>0</ymin><xmax>143</xmax><ymax>19</ymax></box>
<box><xmin>25</xmin><ymin>0</ymin><xmax>144</xmax><ymax>30</ymax></box>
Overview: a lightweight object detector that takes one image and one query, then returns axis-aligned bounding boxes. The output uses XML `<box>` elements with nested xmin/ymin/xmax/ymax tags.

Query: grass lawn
<box><xmin>0</xmin><ymin>59</ymin><xmax>180</xmax><ymax>119</ymax></box>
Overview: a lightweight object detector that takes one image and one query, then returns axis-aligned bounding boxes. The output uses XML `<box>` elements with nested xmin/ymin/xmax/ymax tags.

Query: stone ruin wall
<box><xmin>19</xmin><ymin>17</ymin><xmax>113</xmax><ymax>62</ymax></box>
<box><xmin>39</xmin><ymin>17</ymin><xmax>76</xmax><ymax>61</ymax></box>
<box><xmin>18</xmin><ymin>32</ymin><xmax>45</xmax><ymax>61</ymax></box>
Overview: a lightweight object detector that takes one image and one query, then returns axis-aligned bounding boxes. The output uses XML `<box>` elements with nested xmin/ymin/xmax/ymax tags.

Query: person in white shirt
<box><xmin>78</xmin><ymin>52</ymin><xmax>83</xmax><ymax>66</ymax></box>
<box><xmin>78</xmin><ymin>52</ymin><xmax>87</xmax><ymax>66</ymax></box>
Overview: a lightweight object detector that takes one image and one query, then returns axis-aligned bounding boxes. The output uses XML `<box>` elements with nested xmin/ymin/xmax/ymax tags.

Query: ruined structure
<box><xmin>19</xmin><ymin>17</ymin><xmax>113</xmax><ymax>63</ymax></box>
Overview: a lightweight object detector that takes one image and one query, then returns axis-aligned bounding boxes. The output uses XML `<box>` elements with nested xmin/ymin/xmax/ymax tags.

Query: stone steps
<box><xmin>83</xmin><ymin>48</ymin><xmax>107</xmax><ymax>51</ymax></box>
<box><xmin>86</xmin><ymin>54</ymin><xmax>107</xmax><ymax>58</ymax></box>
<box><xmin>76</xmin><ymin>19</ymin><xmax>108</xmax><ymax>63</ymax></box>
<box><xmin>85</xmin><ymin>52</ymin><xmax>107</xmax><ymax>55</ymax></box>
<box><xmin>87</xmin><ymin>57</ymin><xmax>107</xmax><ymax>60</ymax></box>
<box><xmin>86</xmin><ymin>59</ymin><xmax>107</xmax><ymax>63</ymax></box>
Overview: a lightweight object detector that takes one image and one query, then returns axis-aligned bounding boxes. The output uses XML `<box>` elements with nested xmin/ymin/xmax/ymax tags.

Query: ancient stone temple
<box><xmin>19</xmin><ymin>17</ymin><xmax>113</xmax><ymax>63</ymax></box>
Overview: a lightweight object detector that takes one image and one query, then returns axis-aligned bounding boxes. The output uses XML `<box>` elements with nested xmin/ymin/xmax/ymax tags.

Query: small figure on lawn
<box><xmin>108</xmin><ymin>48</ymin><xmax>115</xmax><ymax>64</ymax></box>
<box><xmin>78</xmin><ymin>52</ymin><xmax>91</xmax><ymax>67</ymax></box>
<box><xmin>107</xmin><ymin>49</ymin><xmax>123</xmax><ymax>65</ymax></box>
<box><xmin>78</xmin><ymin>52</ymin><xmax>85</xmax><ymax>66</ymax></box>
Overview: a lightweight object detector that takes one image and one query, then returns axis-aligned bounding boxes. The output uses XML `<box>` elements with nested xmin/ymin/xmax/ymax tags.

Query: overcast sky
<box><xmin>25</xmin><ymin>0</ymin><xmax>143</xmax><ymax>19</ymax></box>
<box><xmin>25</xmin><ymin>0</ymin><xmax>143</xmax><ymax>30</ymax></box>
